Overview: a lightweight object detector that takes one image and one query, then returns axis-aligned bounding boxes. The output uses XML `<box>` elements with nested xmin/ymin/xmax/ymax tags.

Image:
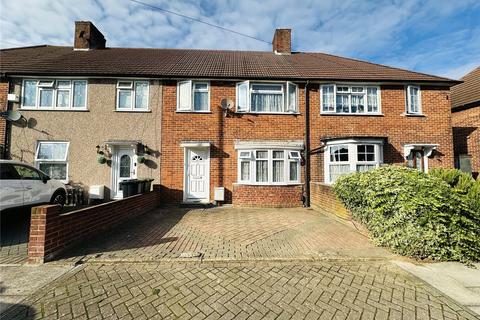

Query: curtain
<box><xmin>322</xmin><ymin>85</ymin><xmax>334</xmax><ymax>111</ymax></box>
<box><xmin>251</xmin><ymin>93</ymin><xmax>283</xmax><ymax>112</ymax></box>
<box><xmin>39</xmin><ymin>163</ymin><xmax>67</xmax><ymax>180</ymax></box>
<box><xmin>39</xmin><ymin>89</ymin><xmax>53</xmax><ymax>107</ymax></box>
<box><xmin>336</xmin><ymin>94</ymin><xmax>349</xmax><ymax>113</ymax></box>
<box><xmin>289</xmin><ymin>161</ymin><xmax>298</xmax><ymax>181</ymax></box>
<box><xmin>367</xmin><ymin>87</ymin><xmax>378</xmax><ymax>112</ymax></box>
<box><xmin>194</xmin><ymin>91</ymin><xmax>208</xmax><ymax>111</ymax></box>
<box><xmin>135</xmin><ymin>82</ymin><xmax>148</xmax><ymax>109</ymax></box>
<box><xmin>351</xmin><ymin>95</ymin><xmax>365</xmax><ymax>113</ymax></box>
<box><xmin>329</xmin><ymin>164</ymin><xmax>350</xmax><ymax>182</ymax></box>
<box><xmin>356</xmin><ymin>164</ymin><xmax>375</xmax><ymax>172</ymax></box>
<box><xmin>273</xmin><ymin>160</ymin><xmax>284</xmax><ymax>182</ymax></box>
<box><xmin>178</xmin><ymin>81</ymin><xmax>192</xmax><ymax>110</ymax></box>
<box><xmin>118</xmin><ymin>90</ymin><xmax>131</xmax><ymax>108</ymax></box>
<box><xmin>241</xmin><ymin>161</ymin><xmax>250</xmax><ymax>181</ymax></box>
<box><xmin>256</xmin><ymin>160</ymin><xmax>268</xmax><ymax>182</ymax></box>
<box><xmin>23</xmin><ymin>80</ymin><xmax>37</xmax><ymax>106</ymax></box>
<box><xmin>57</xmin><ymin>90</ymin><xmax>70</xmax><ymax>107</ymax></box>
<box><xmin>38</xmin><ymin>142</ymin><xmax>68</xmax><ymax>160</ymax></box>
<box><xmin>73</xmin><ymin>81</ymin><xmax>86</xmax><ymax>108</ymax></box>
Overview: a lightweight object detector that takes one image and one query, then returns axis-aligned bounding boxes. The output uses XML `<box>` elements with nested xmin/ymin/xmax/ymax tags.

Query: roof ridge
<box><xmin>310</xmin><ymin>51</ymin><xmax>456</xmax><ymax>82</ymax></box>
<box><xmin>0</xmin><ymin>44</ymin><xmax>50</xmax><ymax>52</ymax></box>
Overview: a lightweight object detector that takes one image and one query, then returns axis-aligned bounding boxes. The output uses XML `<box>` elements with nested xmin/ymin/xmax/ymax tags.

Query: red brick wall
<box><xmin>0</xmin><ymin>80</ymin><xmax>8</xmax><ymax>157</ymax></box>
<box><xmin>309</xmin><ymin>85</ymin><xmax>454</xmax><ymax>182</ymax></box>
<box><xmin>233</xmin><ymin>184</ymin><xmax>303</xmax><ymax>207</ymax></box>
<box><xmin>28</xmin><ymin>188</ymin><xmax>161</xmax><ymax>264</ymax></box>
<box><xmin>160</xmin><ymin>81</ymin><xmax>306</xmax><ymax>205</ymax></box>
<box><xmin>452</xmin><ymin>106</ymin><xmax>480</xmax><ymax>178</ymax></box>
<box><xmin>161</xmin><ymin>82</ymin><xmax>454</xmax><ymax>207</ymax></box>
<box><xmin>310</xmin><ymin>182</ymin><xmax>351</xmax><ymax>219</ymax></box>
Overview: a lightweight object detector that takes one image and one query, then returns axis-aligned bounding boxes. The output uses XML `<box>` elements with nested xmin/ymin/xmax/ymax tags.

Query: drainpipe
<box><xmin>304</xmin><ymin>81</ymin><xmax>311</xmax><ymax>207</ymax></box>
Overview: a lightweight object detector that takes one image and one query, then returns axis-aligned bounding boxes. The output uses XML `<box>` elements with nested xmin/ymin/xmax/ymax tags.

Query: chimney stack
<box><xmin>272</xmin><ymin>29</ymin><xmax>291</xmax><ymax>55</ymax></box>
<box><xmin>74</xmin><ymin>21</ymin><xmax>106</xmax><ymax>50</ymax></box>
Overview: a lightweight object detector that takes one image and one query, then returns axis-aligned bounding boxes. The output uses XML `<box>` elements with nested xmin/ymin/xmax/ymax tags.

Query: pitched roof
<box><xmin>451</xmin><ymin>67</ymin><xmax>480</xmax><ymax>109</ymax></box>
<box><xmin>0</xmin><ymin>45</ymin><xmax>457</xmax><ymax>84</ymax></box>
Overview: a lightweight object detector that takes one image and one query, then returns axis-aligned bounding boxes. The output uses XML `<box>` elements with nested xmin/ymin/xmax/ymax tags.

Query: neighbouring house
<box><xmin>450</xmin><ymin>67</ymin><xmax>480</xmax><ymax>178</ymax></box>
<box><xmin>0</xmin><ymin>21</ymin><xmax>457</xmax><ymax>206</ymax></box>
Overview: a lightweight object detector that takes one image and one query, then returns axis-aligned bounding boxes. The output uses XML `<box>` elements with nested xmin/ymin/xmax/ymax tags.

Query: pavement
<box><xmin>0</xmin><ymin>206</ymin><xmax>479</xmax><ymax>320</ymax></box>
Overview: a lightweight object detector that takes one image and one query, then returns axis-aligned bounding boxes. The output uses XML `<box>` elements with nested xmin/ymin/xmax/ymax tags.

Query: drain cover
<box><xmin>179</xmin><ymin>252</ymin><xmax>203</xmax><ymax>258</ymax></box>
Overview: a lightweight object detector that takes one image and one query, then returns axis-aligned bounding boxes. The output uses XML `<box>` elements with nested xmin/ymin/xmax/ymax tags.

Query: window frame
<box><xmin>34</xmin><ymin>141</ymin><xmax>70</xmax><ymax>183</ymax></box>
<box><xmin>21</xmin><ymin>79</ymin><xmax>88</xmax><ymax>110</ymax></box>
<box><xmin>235</xmin><ymin>81</ymin><xmax>298</xmax><ymax>114</ymax></box>
<box><xmin>406</xmin><ymin>85</ymin><xmax>422</xmax><ymax>115</ymax></box>
<box><xmin>176</xmin><ymin>80</ymin><xmax>211</xmax><ymax>112</ymax></box>
<box><xmin>320</xmin><ymin>84</ymin><xmax>382</xmax><ymax>115</ymax></box>
<box><xmin>324</xmin><ymin>139</ymin><xmax>384</xmax><ymax>184</ymax></box>
<box><xmin>237</xmin><ymin>148</ymin><xmax>301</xmax><ymax>185</ymax></box>
<box><xmin>116</xmin><ymin>80</ymin><xmax>150</xmax><ymax>112</ymax></box>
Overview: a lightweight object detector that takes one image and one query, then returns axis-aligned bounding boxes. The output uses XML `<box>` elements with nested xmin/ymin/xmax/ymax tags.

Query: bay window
<box><xmin>324</xmin><ymin>139</ymin><xmax>383</xmax><ymax>183</ymax></box>
<box><xmin>406</xmin><ymin>85</ymin><xmax>421</xmax><ymax>114</ymax></box>
<box><xmin>35</xmin><ymin>141</ymin><xmax>69</xmax><ymax>182</ymax></box>
<box><xmin>116</xmin><ymin>80</ymin><xmax>149</xmax><ymax>111</ymax></box>
<box><xmin>236</xmin><ymin>81</ymin><xmax>298</xmax><ymax>113</ymax></box>
<box><xmin>22</xmin><ymin>79</ymin><xmax>87</xmax><ymax>110</ymax></box>
<box><xmin>177</xmin><ymin>80</ymin><xmax>210</xmax><ymax>112</ymax></box>
<box><xmin>320</xmin><ymin>84</ymin><xmax>381</xmax><ymax>114</ymax></box>
<box><xmin>237</xmin><ymin>149</ymin><xmax>301</xmax><ymax>184</ymax></box>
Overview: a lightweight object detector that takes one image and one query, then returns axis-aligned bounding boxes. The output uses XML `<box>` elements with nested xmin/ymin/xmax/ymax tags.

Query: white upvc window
<box><xmin>116</xmin><ymin>80</ymin><xmax>149</xmax><ymax>111</ymax></box>
<box><xmin>21</xmin><ymin>79</ymin><xmax>87</xmax><ymax>110</ymax></box>
<box><xmin>176</xmin><ymin>80</ymin><xmax>210</xmax><ymax>112</ymax></box>
<box><xmin>324</xmin><ymin>139</ymin><xmax>383</xmax><ymax>184</ymax></box>
<box><xmin>237</xmin><ymin>149</ymin><xmax>301</xmax><ymax>185</ymax></box>
<box><xmin>35</xmin><ymin>141</ymin><xmax>70</xmax><ymax>183</ymax></box>
<box><xmin>320</xmin><ymin>84</ymin><xmax>381</xmax><ymax>114</ymax></box>
<box><xmin>236</xmin><ymin>81</ymin><xmax>298</xmax><ymax>113</ymax></box>
<box><xmin>406</xmin><ymin>85</ymin><xmax>421</xmax><ymax>114</ymax></box>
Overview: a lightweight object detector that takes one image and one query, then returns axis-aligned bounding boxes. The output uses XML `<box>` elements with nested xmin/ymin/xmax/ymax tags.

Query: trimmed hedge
<box><xmin>333</xmin><ymin>166</ymin><xmax>480</xmax><ymax>263</ymax></box>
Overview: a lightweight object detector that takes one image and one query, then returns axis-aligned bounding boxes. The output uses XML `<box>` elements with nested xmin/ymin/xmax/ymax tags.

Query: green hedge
<box><xmin>333</xmin><ymin>166</ymin><xmax>480</xmax><ymax>263</ymax></box>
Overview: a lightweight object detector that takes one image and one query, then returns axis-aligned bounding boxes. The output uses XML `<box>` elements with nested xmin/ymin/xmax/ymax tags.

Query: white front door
<box><xmin>184</xmin><ymin>148</ymin><xmax>209</xmax><ymax>202</ymax></box>
<box><xmin>112</xmin><ymin>148</ymin><xmax>137</xmax><ymax>199</ymax></box>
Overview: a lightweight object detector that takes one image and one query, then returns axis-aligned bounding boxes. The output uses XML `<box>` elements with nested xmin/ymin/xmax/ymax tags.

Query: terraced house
<box><xmin>0</xmin><ymin>21</ymin><xmax>457</xmax><ymax>207</ymax></box>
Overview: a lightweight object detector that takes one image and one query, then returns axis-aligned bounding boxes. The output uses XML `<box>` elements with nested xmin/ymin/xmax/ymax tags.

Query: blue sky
<box><xmin>0</xmin><ymin>0</ymin><xmax>478</xmax><ymax>79</ymax></box>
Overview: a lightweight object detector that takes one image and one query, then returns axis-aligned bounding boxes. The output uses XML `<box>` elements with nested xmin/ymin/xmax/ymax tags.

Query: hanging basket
<box><xmin>97</xmin><ymin>155</ymin><xmax>107</xmax><ymax>164</ymax></box>
<box><xmin>137</xmin><ymin>156</ymin><xmax>145</xmax><ymax>164</ymax></box>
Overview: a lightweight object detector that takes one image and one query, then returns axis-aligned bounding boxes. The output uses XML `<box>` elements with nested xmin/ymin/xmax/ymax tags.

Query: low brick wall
<box><xmin>232</xmin><ymin>184</ymin><xmax>304</xmax><ymax>208</ymax></box>
<box><xmin>28</xmin><ymin>189</ymin><xmax>161</xmax><ymax>264</ymax></box>
<box><xmin>310</xmin><ymin>182</ymin><xmax>351</xmax><ymax>219</ymax></box>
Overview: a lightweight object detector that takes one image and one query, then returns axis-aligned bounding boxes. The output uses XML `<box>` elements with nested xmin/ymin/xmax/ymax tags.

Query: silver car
<box><xmin>0</xmin><ymin>160</ymin><xmax>67</xmax><ymax>211</ymax></box>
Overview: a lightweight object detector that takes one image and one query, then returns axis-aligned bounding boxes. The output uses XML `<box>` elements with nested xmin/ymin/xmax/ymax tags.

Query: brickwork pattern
<box><xmin>4</xmin><ymin>261</ymin><xmax>479</xmax><ymax>320</ymax></box>
<box><xmin>310</xmin><ymin>183</ymin><xmax>351</xmax><ymax>220</ymax></box>
<box><xmin>233</xmin><ymin>184</ymin><xmax>303</xmax><ymax>208</ymax></box>
<box><xmin>452</xmin><ymin>107</ymin><xmax>480</xmax><ymax>178</ymax></box>
<box><xmin>0</xmin><ymin>80</ymin><xmax>8</xmax><ymax>155</ymax></box>
<box><xmin>55</xmin><ymin>206</ymin><xmax>388</xmax><ymax>264</ymax></box>
<box><xmin>28</xmin><ymin>190</ymin><xmax>161</xmax><ymax>264</ymax></box>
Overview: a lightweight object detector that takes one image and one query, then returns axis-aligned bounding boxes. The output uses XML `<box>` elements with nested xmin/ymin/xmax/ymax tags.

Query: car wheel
<box><xmin>50</xmin><ymin>190</ymin><xmax>66</xmax><ymax>207</ymax></box>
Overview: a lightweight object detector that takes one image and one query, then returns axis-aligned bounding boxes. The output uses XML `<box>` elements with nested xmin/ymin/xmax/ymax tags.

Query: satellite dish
<box><xmin>220</xmin><ymin>98</ymin><xmax>234</xmax><ymax>110</ymax></box>
<box><xmin>0</xmin><ymin>110</ymin><xmax>22</xmax><ymax>122</ymax></box>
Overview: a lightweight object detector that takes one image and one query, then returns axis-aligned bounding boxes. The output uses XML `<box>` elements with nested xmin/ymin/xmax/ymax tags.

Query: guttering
<box><xmin>304</xmin><ymin>80</ymin><xmax>311</xmax><ymax>207</ymax></box>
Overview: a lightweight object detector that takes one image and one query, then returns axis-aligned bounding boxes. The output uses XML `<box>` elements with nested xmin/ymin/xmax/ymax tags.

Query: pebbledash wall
<box><xmin>452</xmin><ymin>106</ymin><xmax>480</xmax><ymax>178</ymax></box>
<box><xmin>8</xmin><ymin>79</ymin><xmax>162</xmax><ymax>199</ymax></box>
<box><xmin>160</xmin><ymin>81</ymin><xmax>455</xmax><ymax>207</ymax></box>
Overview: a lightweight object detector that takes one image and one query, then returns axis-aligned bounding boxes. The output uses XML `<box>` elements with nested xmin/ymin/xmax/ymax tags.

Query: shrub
<box><xmin>333</xmin><ymin>166</ymin><xmax>480</xmax><ymax>263</ymax></box>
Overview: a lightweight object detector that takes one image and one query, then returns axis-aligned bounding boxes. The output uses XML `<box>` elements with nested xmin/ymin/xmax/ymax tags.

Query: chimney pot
<box><xmin>272</xmin><ymin>29</ymin><xmax>291</xmax><ymax>55</ymax></box>
<box><xmin>74</xmin><ymin>21</ymin><xmax>106</xmax><ymax>50</ymax></box>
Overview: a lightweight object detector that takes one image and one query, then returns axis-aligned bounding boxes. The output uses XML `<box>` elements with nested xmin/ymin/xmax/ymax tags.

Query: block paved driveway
<box><xmin>57</xmin><ymin>206</ymin><xmax>390</xmax><ymax>263</ymax></box>
<box><xmin>3</xmin><ymin>206</ymin><xmax>479</xmax><ymax>319</ymax></box>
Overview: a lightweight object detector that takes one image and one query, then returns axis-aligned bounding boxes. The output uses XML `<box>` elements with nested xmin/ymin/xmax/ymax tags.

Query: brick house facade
<box><xmin>0</xmin><ymin>22</ymin><xmax>459</xmax><ymax>207</ymax></box>
<box><xmin>451</xmin><ymin>67</ymin><xmax>480</xmax><ymax>178</ymax></box>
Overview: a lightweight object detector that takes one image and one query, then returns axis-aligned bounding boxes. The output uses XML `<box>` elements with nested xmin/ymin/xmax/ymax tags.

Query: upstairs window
<box><xmin>177</xmin><ymin>80</ymin><xmax>210</xmax><ymax>112</ymax></box>
<box><xmin>320</xmin><ymin>84</ymin><xmax>380</xmax><ymax>114</ymax></box>
<box><xmin>35</xmin><ymin>141</ymin><xmax>69</xmax><ymax>182</ymax></box>
<box><xmin>406</xmin><ymin>85</ymin><xmax>421</xmax><ymax>114</ymax></box>
<box><xmin>22</xmin><ymin>79</ymin><xmax>87</xmax><ymax>110</ymax></box>
<box><xmin>116</xmin><ymin>80</ymin><xmax>149</xmax><ymax>111</ymax></box>
<box><xmin>236</xmin><ymin>81</ymin><xmax>298</xmax><ymax>113</ymax></box>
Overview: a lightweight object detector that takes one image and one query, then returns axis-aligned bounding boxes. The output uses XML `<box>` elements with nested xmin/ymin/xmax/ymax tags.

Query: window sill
<box><xmin>403</xmin><ymin>113</ymin><xmax>426</xmax><ymax>117</ymax></box>
<box><xmin>115</xmin><ymin>109</ymin><xmax>151</xmax><ymax>113</ymax></box>
<box><xmin>233</xmin><ymin>182</ymin><xmax>302</xmax><ymax>186</ymax></box>
<box><xmin>176</xmin><ymin>110</ymin><xmax>212</xmax><ymax>114</ymax></box>
<box><xmin>236</xmin><ymin>112</ymin><xmax>300</xmax><ymax>115</ymax></box>
<box><xmin>20</xmin><ymin>108</ymin><xmax>89</xmax><ymax>112</ymax></box>
<box><xmin>320</xmin><ymin>112</ymin><xmax>384</xmax><ymax>116</ymax></box>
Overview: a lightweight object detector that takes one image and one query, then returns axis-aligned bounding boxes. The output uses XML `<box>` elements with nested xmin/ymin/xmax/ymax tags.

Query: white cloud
<box><xmin>0</xmin><ymin>0</ymin><xmax>478</xmax><ymax>78</ymax></box>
